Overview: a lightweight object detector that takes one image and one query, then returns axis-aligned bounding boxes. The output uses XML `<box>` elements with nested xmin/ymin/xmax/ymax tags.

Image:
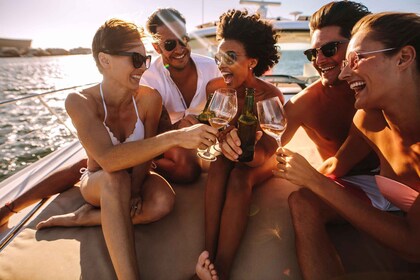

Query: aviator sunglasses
<box><xmin>162</xmin><ymin>35</ymin><xmax>190</xmax><ymax>52</ymax></box>
<box><xmin>214</xmin><ymin>51</ymin><xmax>246</xmax><ymax>66</ymax></box>
<box><xmin>104</xmin><ymin>51</ymin><xmax>151</xmax><ymax>69</ymax></box>
<box><xmin>304</xmin><ymin>40</ymin><xmax>349</xmax><ymax>62</ymax></box>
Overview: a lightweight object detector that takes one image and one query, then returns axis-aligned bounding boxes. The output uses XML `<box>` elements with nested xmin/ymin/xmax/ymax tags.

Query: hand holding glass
<box><xmin>197</xmin><ymin>88</ymin><xmax>237</xmax><ymax>161</ymax></box>
<box><xmin>256</xmin><ymin>96</ymin><xmax>287</xmax><ymax>147</ymax></box>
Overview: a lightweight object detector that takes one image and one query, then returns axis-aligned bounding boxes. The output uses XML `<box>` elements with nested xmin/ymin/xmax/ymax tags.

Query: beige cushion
<box><xmin>0</xmin><ymin>128</ymin><xmax>418</xmax><ymax>279</ymax></box>
<box><xmin>0</xmin><ymin>174</ymin><xmax>304</xmax><ymax>280</ymax></box>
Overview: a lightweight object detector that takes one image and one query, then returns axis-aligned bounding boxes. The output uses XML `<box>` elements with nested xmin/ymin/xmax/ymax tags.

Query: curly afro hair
<box><xmin>217</xmin><ymin>9</ymin><xmax>279</xmax><ymax>77</ymax></box>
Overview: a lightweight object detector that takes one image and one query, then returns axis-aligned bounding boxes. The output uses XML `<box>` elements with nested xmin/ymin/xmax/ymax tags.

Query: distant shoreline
<box><xmin>0</xmin><ymin>47</ymin><xmax>91</xmax><ymax>58</ymax></box>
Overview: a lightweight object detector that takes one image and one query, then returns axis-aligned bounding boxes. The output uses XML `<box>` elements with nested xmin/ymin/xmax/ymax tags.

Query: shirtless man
<box><xmin>281</xmin><ymin>1</ymin><xmax>370</xmax><ymax>162</ymax></box>
<box><xmin>140</xmin><ymin>8</ymin><xmax>220</xmax><ymax>183</ymax></box>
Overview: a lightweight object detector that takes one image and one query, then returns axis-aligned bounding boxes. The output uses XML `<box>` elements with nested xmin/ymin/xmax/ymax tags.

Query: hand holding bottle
<box><xmin>219</xmin><ymin>128</ymin><xmax>263</xmax><ymax>162</ymax></box>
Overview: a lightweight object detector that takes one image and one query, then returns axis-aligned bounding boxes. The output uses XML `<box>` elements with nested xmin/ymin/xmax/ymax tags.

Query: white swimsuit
<box><xmin>80</xmin><ymin>83</ymin><xmax>145</xmax><ymax>181</ymax></box>
<box><xmin>100</xmin><ymin>83</ymin><xmax>144</xmax><ymax>144</ymax></box>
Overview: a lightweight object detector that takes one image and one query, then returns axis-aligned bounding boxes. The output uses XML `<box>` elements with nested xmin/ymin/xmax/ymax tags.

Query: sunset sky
<box><xmin>1</xmin><ymin>0</ymin><xmax>419</xmax><ymax>49</ymax></box>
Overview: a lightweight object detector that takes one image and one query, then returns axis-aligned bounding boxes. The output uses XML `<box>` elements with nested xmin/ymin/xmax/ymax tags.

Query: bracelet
<box><xmin>5</xmin><ymin>201</ymin><xmax>17</xmax><ymax>213</ymax></box>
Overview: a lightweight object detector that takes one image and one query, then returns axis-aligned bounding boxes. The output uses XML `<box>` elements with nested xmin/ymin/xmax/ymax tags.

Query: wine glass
<box><xmin>256</xmin><ymin>96</ymin><xmax>287</xmax><ymax>147</ymax></box>
<box><xmin>197</xmin><ymin>88</ymin><xmax>238</xmax><ymax>161</ymax></box>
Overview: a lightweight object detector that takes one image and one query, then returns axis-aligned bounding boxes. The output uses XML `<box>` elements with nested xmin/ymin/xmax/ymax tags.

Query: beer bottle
<box><xmin>237</xmin><ymin>88</ymin><xmax>258</xmax><ymax>162</ymax></box>
<box><xmin>197</xmin><ymin>93</ymin><xmax>214</xmax><ymax>125</ymax></box>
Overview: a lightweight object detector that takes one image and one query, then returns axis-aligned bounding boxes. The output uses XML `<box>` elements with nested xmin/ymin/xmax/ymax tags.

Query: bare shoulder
<box><xmin>290</xmin><ymin>80</ymin><xmax>323</xmax><ymax>104</ymax></box>
<box><xmin>136</xmin><ymin>85</ymin><xmax>162</xmax><ymax>104</ymax></box>
<box><xmin>259</xmin><ymin>78</ymin><xmax>283</xmax><ymax>99</ymax></box>
<box><xmin>136</xmin><ymin>85</ymin><xmax>162</xmax><ymax>118</ymax></box>
<box><xmin>206</xmin><ymin>77</ymin><xmax>226</xmax><ymax>94</ymax></box>
<box><xmin>65</xmin><ymin>90</ymin><xmax>87</xmax><ymax>104</ymax></box>
<box><xmin>251</xmin><ymin>79</ymin><xmax>284</xmax><ymax>106</ymax></box>
<box><xmin>65</xmin><ymin>86</ymin><xmax>98</xmax><ymax>116</ymax></box>
<box><xmin>286</xmin><ymin>80</ymin><xmax>323</xmax><ymax>111</ymax></box>
<box><xmin>353</xmin><ymin>109</ymin><xmax>386</xmax><ymax>131</ymax></box>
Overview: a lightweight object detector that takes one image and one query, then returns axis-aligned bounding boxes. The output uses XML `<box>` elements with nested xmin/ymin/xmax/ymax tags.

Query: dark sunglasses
<box><xmin>304</xmin><ymin>40</ymin><xmax>349</xmax><ymax>62</ymax></box>
<box><xmin>214</xmin><ymin>51</ymin><xmax>245</xmax><ymax>66</ymax></box>
<box><xmin>162</xmin><ymin>35</ymin><xmax>190</xmax><ymax>52</ymax></box>
<box><xmin>113</xmin><ymin>52</ymin><xmax>151</xmax><ymax>69</ymax></box>
<box><xmin>104</xmin><ymin>51</ymin><xmax>151</xmax><ymax>69</ymax></box>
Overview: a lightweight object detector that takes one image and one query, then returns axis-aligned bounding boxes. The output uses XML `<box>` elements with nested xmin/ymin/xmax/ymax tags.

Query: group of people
<box><xmin>0</xmin><ymin>1</ymin><xmax>419</xmax><ymax>280</ymax></box>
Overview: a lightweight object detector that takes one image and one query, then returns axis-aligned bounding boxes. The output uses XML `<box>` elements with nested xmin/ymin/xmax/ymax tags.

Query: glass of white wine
<box><xmin>197</xmin><ymin>88</ymin><xmax>237</xmax><ymax>161</ymax></box>
<box><xmin>256</xmin><ymin>96</ymin><xmax>287</xmax><ymax>147</ymax></box>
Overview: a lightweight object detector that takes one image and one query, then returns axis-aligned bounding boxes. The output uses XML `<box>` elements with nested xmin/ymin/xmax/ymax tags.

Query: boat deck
<box><xmin>0</xmin><ymin>128</ymin><xmax>419</xmax><ymax>279</ymax></box>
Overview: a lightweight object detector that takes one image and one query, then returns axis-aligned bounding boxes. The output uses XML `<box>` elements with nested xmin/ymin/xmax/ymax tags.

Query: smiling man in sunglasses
<box><xmin>282</xmin><ymin>1</ymin><xmax>371</xmax><ymax>162</ymax></box>
<box><xmin>140</xmin><ymin>8</ymin><xmax>220</xmax><ymax>184</ymax></box>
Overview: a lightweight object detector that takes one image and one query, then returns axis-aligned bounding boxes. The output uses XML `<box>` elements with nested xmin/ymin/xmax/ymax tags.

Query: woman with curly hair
<box><xmin>195</xmin><ymin>9</ymin><xmax>284</xmax><ymax>280</ymax></box>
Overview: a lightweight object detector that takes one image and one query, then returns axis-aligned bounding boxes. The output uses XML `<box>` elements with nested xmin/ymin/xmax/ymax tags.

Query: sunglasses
<box><xmin>110</xmin><ymin>52</ymin><xmax>151</xmax><ymax>69</ymax></box>
<box><xmin>304</xmin><ymin>40</ymin><xmax>349</xmax><ymax>62</ymax></box>
<box><xmin>162</xmin><ymin>35</ymin><xmax>190</xmax><ymax>52</ymax></box>
<box><xmin>341</xmin><ymin>48</ymin><xmax>397</xmax><ymax>70</ymax></box>
<box><xmin>214</xmin><ymin>51</ymin><xmax>246</xmax><ymax>66</ymax></box>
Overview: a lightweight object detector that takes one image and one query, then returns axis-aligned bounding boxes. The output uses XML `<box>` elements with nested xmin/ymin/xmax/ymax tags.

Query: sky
<box><xmin>0</xmin><ymin>0</ymin><xmax>419</xmax><ymax>49</ymax></box>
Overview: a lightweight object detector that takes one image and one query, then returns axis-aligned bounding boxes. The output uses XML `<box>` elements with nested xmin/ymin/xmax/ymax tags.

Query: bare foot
<box><xmin>36</xmin><ymin>204</ymin><xmax>99</xmax><ymax>229</ymax></box>
<box><xmin>195</xmin><ymin>251</ymin><xmax>218</xmax><ymax>280</ymax></box>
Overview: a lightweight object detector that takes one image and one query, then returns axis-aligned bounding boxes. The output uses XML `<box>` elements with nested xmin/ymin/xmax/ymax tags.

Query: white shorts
<box><xmin>341</xmin><ymin>175</ymin><xmax>399</xmax><ymax>211</ymax></box>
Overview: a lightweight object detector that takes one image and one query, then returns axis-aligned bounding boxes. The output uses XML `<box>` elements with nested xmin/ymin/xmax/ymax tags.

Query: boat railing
<box><xmin>0</xmin><ymin>83</ymin><xmax>96</xmax><ymax>180</ymax></box>
<box><xmin>0</xmin><ymin>83</ymin><xmax>95</xmax><ymax>108</ymax></box>
<box><xmin>262</xmin><ymin>74</ymin><xmax>308</xmax><ymax>90</ymax></box>
<box><xmin>0</xmin><ymin>198</ymin><xmax>47</xmax><ymax>251</ymax></box>
<box><xmin>0</xmin><ymin>84</ymin><xmax>96</xmax><ymax>250</ymax></box>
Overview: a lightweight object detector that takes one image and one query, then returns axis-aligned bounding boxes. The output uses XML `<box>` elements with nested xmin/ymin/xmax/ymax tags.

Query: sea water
<box><xmin>0</xmin><ymin>51</ymin><xmax>307</xmax><ymax>181</ymax></box>
<box><xmin>0</xmin><ymin>55</ymin><xmax>101</xmax><ymax>180</ymax></box>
